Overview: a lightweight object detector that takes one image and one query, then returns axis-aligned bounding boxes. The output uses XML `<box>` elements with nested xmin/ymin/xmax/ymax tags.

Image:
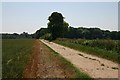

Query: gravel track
<box><xmin>41</xmin><ymin>39</ymin><xmax>119</xmax><ymax>78</ymax></box>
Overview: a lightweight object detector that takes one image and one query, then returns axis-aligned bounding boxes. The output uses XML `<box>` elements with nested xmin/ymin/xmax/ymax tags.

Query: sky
<box><xmin>1</xmin><ymin>1</ymin><xmax>119</xmax><ymax>34</ymax></box>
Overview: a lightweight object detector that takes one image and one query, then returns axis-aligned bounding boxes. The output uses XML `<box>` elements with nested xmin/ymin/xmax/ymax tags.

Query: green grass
<box><xmin>2</xmin><ymin>39</ymin><xmax>34</xmax><ymax>78</ymax></box>
<box><xmin>54</xmin><ymin>40</ymin><xmax>119</xmax><ymax>63</ymax></box>
<box><xmin>43</xmin><ymin>42</ymin><xmax>91</xmax><ymax>79</ymax></box>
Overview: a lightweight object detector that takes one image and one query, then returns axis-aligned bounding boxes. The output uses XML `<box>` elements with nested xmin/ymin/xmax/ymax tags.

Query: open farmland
<box><xmin>2</xmin><ymin>39</ymin><xmax>34</xmax><ymax>78</ymax></box>
<box><xmin>2</xmin><ymin>39</ymin><xmax>90</xmax><ymax>78</ymax></box>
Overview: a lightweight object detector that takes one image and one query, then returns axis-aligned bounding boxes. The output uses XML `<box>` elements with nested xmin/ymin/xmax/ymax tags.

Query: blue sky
<box><xmin>2</xmin><ymin>2</ymin><xmax>118</xmax><ymax>34</ymax></box>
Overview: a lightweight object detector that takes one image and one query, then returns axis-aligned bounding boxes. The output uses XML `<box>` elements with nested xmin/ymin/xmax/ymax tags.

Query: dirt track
<box><xmin>23</xmin><ymin>40</ymin><xmax>76</xmax><ymax>78</ymax></box>
<box><xmin>41</xmin><ymin>39</ymin><xmax>119</xmax><ymax>78</ymax></box>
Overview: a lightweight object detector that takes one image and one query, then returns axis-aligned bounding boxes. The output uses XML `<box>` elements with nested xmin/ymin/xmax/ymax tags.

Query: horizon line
<box><xmin>1</xmin><ymin>26</ymin><xmax>119</xmax><ymax>34</ymax></box>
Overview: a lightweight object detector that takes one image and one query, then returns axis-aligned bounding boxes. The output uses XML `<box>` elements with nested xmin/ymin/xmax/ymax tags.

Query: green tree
<box><xmin>62</xmin><ymin>21</ymin><xmax>69</xmax><ymax>37</ymax></box>
<box><xmin>110</xmin><ymin>31</ymin><xmax>118</xmax><ymax>40</ymax></box>
<box><xmin>48</xmin><ymin>12</ymin><xmax>68</xmax><ymax>40</ymax></box>
<box><xmin>34</xmin><ymin>28</ymin><xmax>48</xmax><ymax>39</ymax></box>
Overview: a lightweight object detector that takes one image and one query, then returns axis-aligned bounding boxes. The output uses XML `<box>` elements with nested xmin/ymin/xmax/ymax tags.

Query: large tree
<box><xmin>48</xmin><ymin>12</ymin><xmax>68</xmax><ymax>40</ymax></box>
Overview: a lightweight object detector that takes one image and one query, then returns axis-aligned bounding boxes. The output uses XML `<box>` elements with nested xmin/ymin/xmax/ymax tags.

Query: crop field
<box><xmin>2</xmin><ymin>39</ymin><xmax>34</xmax><ymax>78</ymax></box>
<box><xmin>2</xmin><ymin>39</ymin><xmax>90</xmax><ymax>78</ymax></box>
<box><xmin>54</xmin><ymin>38</ymin><xmax>120</xmax><ymax>63</ymax></box>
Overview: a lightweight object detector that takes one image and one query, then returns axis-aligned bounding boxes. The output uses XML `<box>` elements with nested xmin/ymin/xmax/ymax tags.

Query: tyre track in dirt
<box><xmin>23</xmin><ymin>40</ymin><xmax>76</xmax><ymax>78</ymax></box>
<box><xmin>41</xmin><ymin>39</ymin><xmax>119</xmax><ymax>78</ymax></box>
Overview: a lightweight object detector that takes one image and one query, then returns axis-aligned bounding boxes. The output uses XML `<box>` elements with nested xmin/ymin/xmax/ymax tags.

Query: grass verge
<box><xmin>42</xmin><ymin>41</ymin><xmax>91</xmax><ymax>79</ymax></box>
<box><xmin>2</xmin><ymin>39</ymin><xmax>34</xmax><ymax>78</ymax></box>
<box><xmin>54</xmin><ymin>40</ymin><xmax>118</xmax><ymax>63</ymax></box>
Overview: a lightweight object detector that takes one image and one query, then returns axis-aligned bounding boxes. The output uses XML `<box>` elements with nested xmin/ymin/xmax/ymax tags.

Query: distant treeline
<box><xmin>1</xmin><ymin>32</ymin><xmax>34</xmax><ymax>39</ymax></box>
<box><xmin>34</xmin><ymin>27</ymin><xmax>120</xmax><ymax>40</ymax></box>
<box><xmin>1</xmin><ymin>27</ymin><xmax>120</xmax><ymax>40</ymax></box>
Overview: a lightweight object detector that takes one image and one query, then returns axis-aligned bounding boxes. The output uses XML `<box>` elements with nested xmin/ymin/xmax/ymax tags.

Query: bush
<box><xmin>40</xmin><ymin>33</ymin><xmax>52</xmax><ymax>41</ymax></box>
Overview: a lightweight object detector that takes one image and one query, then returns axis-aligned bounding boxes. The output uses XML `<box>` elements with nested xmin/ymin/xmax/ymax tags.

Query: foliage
<box><xmin>63</xmin><ymin>27</ymin><xmax>120</xmax><ymax>40</ymax></box>
<box><xmin>40</xmin><ymin>33</ymin><xmax>52</xmax><ymax>40</ymax></box>
<box><xmin>34</xmin><ymin>28</ymin><xmax>49</xmax><ymax>39</ymax></box>
<box><xmin>34</xmin><ymin>26</ymin><xmax>120</xmax><ymax>40</ymax></box>
<box><xmin>47</xmin><ymin>12</ymin><xmax>69</xmax><ymax>40</ymax></box>
<box><xmin>2</xmin><ymin>39</ymin><xmax>34</xmax><ymax>78</ymax></box>
<box><xmin>2</xmin><ymin>32</ymin><xmax>34</xmax><ymax>39</ymax></box>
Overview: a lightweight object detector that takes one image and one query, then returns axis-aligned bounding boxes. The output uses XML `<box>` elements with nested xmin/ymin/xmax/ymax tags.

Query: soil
<box><xmin>23</xmin><ymin>40</ymin><xmax>75</xmax><ymax>78</ymax></box>
<box><xmin>41</xmin><ymin>39</ymin><xmax>119</xmax><ymax>78</ymax></box>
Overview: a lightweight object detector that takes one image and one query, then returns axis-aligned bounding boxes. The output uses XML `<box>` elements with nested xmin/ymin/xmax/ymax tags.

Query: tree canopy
<box><xmin>47</xmin><ymin>12</ymin><xmax>68</xmax><ymax>40</ymax></box>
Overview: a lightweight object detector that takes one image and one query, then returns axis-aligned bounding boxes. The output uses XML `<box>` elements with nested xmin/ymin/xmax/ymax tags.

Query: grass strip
<box><xmin>42</xmin><ymin>40</ymin><xmax>91</xmax><ymax>79</ymax></box>
<box><xmin>54</xmin><ymin>40</ymin><xmax>118</xmax><ymax>63</ymax></box>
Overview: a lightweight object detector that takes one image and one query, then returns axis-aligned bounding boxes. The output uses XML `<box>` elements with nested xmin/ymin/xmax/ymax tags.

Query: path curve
<box><xmin>41</xmin><ymin>39</ymin><xmax>119</xmax><ymax>78</ymax></box>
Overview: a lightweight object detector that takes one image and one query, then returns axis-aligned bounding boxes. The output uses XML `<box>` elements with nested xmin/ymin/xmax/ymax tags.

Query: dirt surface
<box><xmin>41</xmin><ymin>39</ymin><xmax>119</xmax><ymax>78</ymax></box>
<box><xmin>23</xmin><ymin>40</ymin><xmax>75</xmax><ymax>78</ymax></box>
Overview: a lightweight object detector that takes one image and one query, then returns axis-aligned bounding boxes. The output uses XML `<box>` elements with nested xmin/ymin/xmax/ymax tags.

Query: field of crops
<box><xmin>54</xmin><ymin>38</ymin><xmax>120</xmax><ymax>63</ymax></box>
<box><xmin>2</xmin><ymin>39</ymin><xmax>34</xmax><ymax>78</ymax></box>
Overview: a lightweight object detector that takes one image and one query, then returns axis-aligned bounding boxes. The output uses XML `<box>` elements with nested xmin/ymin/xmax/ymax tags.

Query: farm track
<box><xmin>41</xmin><ymin>39</ymin><xmax>119</xmax><ymax>78</ymax></box>
<box><xmin>23</xmin><ymin>40</ymin><xmax>75</xmax><ymax>78</ymax></box>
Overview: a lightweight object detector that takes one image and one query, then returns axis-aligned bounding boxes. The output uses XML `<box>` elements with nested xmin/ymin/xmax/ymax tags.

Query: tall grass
<box><xmin>54</xmin><ymin>38</ymin><xmax>119</xmax><ymax>63</ymax></box>
<box><xmin>2</xmin><ymin>39</ymin><xmax>34</xmax><ymax>78</ymax></box>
